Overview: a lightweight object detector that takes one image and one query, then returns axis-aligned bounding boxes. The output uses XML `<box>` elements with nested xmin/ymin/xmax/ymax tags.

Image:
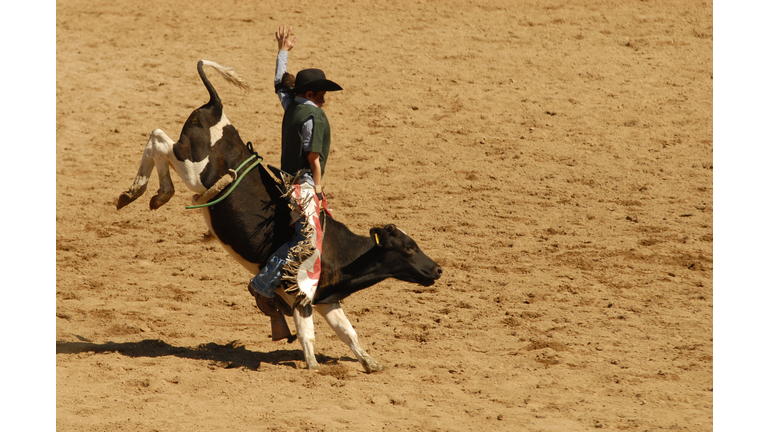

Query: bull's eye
<box><xmin>405</xmin><ymin>246</ymin><xmax>415</xmax><ymax>254</ymax></box>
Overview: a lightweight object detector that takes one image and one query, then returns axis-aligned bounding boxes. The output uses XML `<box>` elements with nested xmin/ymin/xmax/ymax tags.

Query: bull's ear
<box><xmin>370</xmin><ymin>227</ymin><xmax>389</xmax><ymax>248</ymax></box>
<box><xmin>384</xmin><ymin>224</ymin><xmax>407</xmax><ymax>237</ymax></box>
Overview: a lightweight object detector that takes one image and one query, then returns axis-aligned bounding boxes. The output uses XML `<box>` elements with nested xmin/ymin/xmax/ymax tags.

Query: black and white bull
<box><xmin>116</xmin><ymin>60</ymin><xmax>442</xmax><ymax>372</ymax></box>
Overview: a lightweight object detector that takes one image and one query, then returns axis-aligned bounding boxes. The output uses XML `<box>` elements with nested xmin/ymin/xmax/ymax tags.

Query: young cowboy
<box><xmin>249</xmin><ymin>25</ymin><xmax>342</xmax><ymax>307</ymax></box>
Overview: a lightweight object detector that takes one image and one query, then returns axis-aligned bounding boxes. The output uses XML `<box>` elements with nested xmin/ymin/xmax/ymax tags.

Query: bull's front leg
<box><xmin>277</xmin><ymin>289</ymin><xmax>319</xmax><ymax>370</ymax></box>
<box><xmin>315</xmin><ymin>303</ymin><xmax>382</xmax><ymax>373</ymax></box>
<box><xmin>292</xmin><ymin>302</ymin><xmax>319</xmax><ymax>370</ymax></box>
<box><xmin>117</xmin><ymin>129</ymin><xmax>176</xmax><ymax>210</ymax></box>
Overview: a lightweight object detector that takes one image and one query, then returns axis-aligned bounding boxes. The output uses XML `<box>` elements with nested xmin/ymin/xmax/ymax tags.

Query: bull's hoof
<box><xmin>149</xmin><ymin>194</ymin><xmax>172</xmax><ymax>210</ymax></box>
<box><xmin>306</xmin><ymin>359</ymin><xmax>320</xmax><ymax>370</ymax></box>
<box><xmin>116</xmin><ymin>192</ymin><xmax>136</xmax><ymax>210</ymax></box>
<box><xmin>361</xmin><ymin>356</ymin><xmax>383</xmax><ymax>373</ymax></box>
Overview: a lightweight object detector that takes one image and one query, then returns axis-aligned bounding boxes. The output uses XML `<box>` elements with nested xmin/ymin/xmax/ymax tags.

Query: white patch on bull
<box><xmin>199</xmin><ymin>206</ymin><xmax>261</xmax><ymax>275</ymax></box>
<box><xmin>396</xmin><ymin>226</ymin><xmax>407</xmax><ymax>236</ymax></box>
<box><xmin>165</xmin><ymin>155</ymin><xmax>210</xmax><ymax>194</ymax></box>
<box><xmin>210</xmin><ymin>112</ymin><xmax>230</xmax><ymax>146</ymax></box>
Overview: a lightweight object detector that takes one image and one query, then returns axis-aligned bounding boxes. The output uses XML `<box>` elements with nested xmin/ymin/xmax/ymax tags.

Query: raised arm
<box><xmin>274</xmin><ymin>25</ymin><xmax>297</xmax><ymax>110</ymax></box>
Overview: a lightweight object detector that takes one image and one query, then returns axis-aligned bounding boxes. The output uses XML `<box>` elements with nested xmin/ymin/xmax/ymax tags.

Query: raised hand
<box><xmin>276</xmin><ymin>25</ymin><xmax>297</xmax><ymax>51</ymax></box>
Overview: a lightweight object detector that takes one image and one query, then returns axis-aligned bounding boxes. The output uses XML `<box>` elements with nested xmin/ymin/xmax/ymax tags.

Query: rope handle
<box><xmin>185</xmin><ymin>155</ymin><xmax>263</xmax><ymax>209</ymax></box>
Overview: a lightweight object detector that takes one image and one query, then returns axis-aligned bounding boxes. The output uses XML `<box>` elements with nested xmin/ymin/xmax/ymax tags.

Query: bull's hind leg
<box><xmin>315</xmin><ymin>303</ymin><xmax>382</xmax><ymax>373</ymax></box>
<box><xmin>117</xmin><ymin>129</ymin><xmax>176</xmax><ymax>210</ymax></box>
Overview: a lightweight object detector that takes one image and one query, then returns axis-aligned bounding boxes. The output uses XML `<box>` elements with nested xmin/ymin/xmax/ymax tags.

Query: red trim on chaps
<box><xmin>307</xmin><ymin>194</ymin><xmax>323</xmax><ymax>280</ymax></box>
<box><xmin>293</xmin><ymin>184</ymin><xmax>302</xmax><ymax>206</ymax></box>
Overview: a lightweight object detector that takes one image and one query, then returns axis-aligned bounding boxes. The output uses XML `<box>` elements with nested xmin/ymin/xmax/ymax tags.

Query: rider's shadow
<box><xmin>55</xmin><ymin>339</ymin><xmax>346</xmax><ymax>370</ymax></box>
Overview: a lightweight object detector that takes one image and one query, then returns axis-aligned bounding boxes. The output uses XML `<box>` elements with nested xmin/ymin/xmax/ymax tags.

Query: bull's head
<box><xmin>369</xmin><ymin>224</ymin><xmax>442</xmax><ymax>286</ymax></box>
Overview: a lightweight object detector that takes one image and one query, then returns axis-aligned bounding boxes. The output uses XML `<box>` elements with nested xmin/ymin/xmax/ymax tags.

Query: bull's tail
<box><xmin>197</xmin><ymin>60</ymin><xmax>250</xmax><ymax>104</ymax></box>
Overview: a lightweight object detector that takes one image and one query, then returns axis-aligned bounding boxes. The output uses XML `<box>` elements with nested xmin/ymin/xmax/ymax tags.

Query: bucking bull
<box><xmin>116</xmin><ymin>60</ymin><xmax>442</xmax><ymax>372</ymax></box>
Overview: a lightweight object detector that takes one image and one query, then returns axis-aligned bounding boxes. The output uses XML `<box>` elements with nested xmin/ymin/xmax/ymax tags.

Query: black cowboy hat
<box><xmin>291</xmin><ymin>68</ymin><xmax>342</xmax><ymax>95</ymax></box>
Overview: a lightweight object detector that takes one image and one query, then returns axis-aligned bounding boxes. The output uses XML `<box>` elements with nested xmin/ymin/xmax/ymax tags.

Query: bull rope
<box><xmin>185</xmin><ymin>154</ymin><xmax>263</xmax><ymax>209</ymax></box>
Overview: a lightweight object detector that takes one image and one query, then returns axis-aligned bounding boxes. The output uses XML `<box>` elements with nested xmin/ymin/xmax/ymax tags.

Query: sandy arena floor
<box><xmin>56</xmin><ymin>0</ymin><xmax>713</xmax><ymax>430</ymax></box>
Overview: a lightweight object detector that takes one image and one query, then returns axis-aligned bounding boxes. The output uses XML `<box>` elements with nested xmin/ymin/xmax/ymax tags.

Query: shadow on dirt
<box><xmin>55</xmin><ymin>339</ymin><xmax>340</xmax><ymax>371</ymax></box>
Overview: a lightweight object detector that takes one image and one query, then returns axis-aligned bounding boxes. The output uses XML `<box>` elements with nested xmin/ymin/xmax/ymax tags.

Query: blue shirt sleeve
<box><xmin>275</xmin><ymin>50</ymin><xmax>292</xmax><ymax>111</ymax></box>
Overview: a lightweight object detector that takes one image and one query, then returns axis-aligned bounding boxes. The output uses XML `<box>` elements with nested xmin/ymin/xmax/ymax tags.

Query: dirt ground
<box><xmin>55</xmin><ymin>0</ymin><xmax>713</xmax><ymax>430</ymax></box>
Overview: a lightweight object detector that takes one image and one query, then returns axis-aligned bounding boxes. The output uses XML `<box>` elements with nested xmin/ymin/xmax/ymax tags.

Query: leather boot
<box><xmin>254</xmin><ymin>293</ymin><xmax>295</xmax><ymax>342</ymax></box>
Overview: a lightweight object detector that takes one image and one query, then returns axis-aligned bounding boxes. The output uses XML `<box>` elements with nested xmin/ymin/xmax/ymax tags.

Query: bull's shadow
<box><xmin>55</xmin><ymin>339</ymin><xmax>349</xmax><ymax>370</ymax></box>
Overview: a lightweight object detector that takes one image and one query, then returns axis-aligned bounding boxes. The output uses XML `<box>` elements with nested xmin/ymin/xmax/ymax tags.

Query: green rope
<box><xmin>185</xmin><ymin>154</ymin><xmax>262</xmax><ymax>210</ymax></box>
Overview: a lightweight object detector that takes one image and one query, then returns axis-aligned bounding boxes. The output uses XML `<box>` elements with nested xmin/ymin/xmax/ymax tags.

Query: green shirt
<box><xmin>281</xmin><ymin>102</ymin><xmax>331</xmax><ymax>177</ymax></box>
